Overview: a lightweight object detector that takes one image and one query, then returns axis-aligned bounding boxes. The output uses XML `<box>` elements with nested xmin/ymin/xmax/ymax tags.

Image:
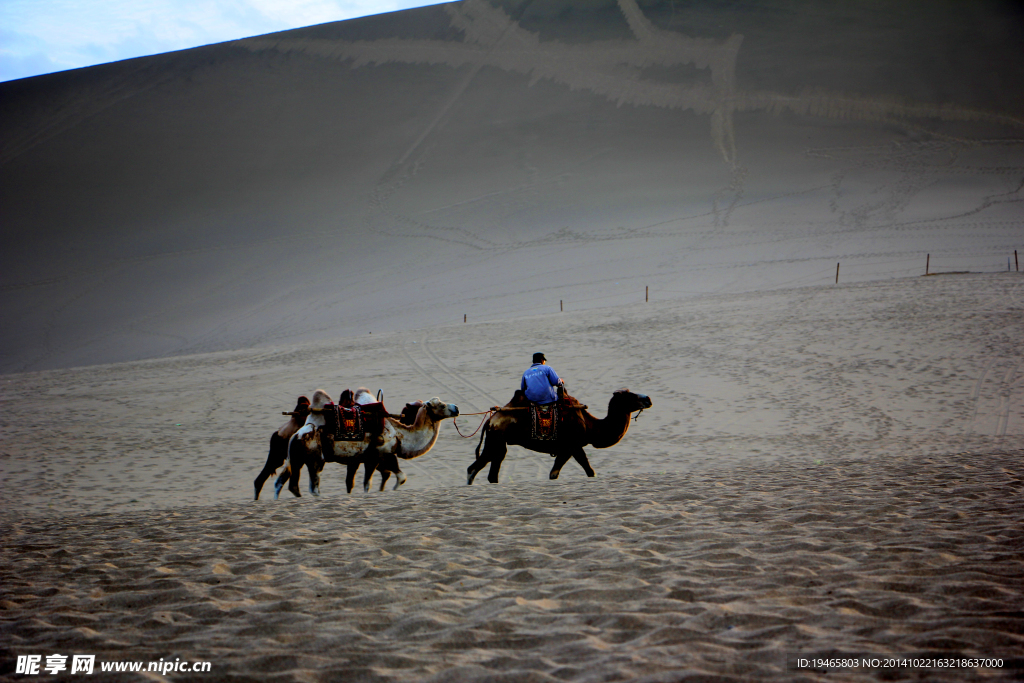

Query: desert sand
<box><xmin>2</xmin><ymin>0</ymin><xmax>1023</xmax><ymax>680</ymax></box>
<box><xmin>2</xmin><ymin>273</ymin><xmax>1023</xmax><ymax>681</ymax></box>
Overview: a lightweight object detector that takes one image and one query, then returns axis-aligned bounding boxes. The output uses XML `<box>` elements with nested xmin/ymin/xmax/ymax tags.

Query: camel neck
<box><xmin>393</xmin><ymin>411</ymin><xmax>441</xmax><ymax>458</ymax></box>
<box><xmin>588</xmin><ymin>398</ymin><xmax>632</xmax><ymax>449</ymax></box>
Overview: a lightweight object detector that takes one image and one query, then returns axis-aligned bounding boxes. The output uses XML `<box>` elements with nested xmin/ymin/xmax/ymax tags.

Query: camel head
<box><xmin>611</xmin><ymin>389</ymin><xmax>652</xmax><ymax>415</ymax></box>
<box><xmin>423</xmin><ymin>397</ymin><xmax>459</xmax><ymax>422</ymax></box>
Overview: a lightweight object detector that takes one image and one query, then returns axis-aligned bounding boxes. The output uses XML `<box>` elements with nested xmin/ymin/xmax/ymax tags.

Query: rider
<box><xmin>521</xmin><ymin>352</ymin><xmax>564</xmax><ymax>405</ymax></box>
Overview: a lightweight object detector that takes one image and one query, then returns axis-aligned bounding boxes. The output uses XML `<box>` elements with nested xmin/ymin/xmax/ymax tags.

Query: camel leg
<box><xmin>273</xmin><ymin>468</ymin><xmax>290</xmax><ymax>499</ymax></box>
<box><xmin>255</xmin><ymin>432</ymin><xmax>287</xmax><ymax>500</ymax></box>
<box><xmin>378</xmin><ymin>469</ymin><xmax>390</xmax><ymax>491</ymax></box>
<box><xmin>466</xmin><ymin>453</ymin><xmax>488</xmax><ymax>485</ymax></box>
<box><xmin>286</xmin><ymin>435</ymin><xmax>308</xmax><ymax>498</ymax></box>
<box><xmin>288</xmin><ymin>464</ymin><xmax>302</xmax><ymax>498</ymax></box>
<box><xmin>307</xmin><ymin>455</ymin><xmax>322</xmax><ymax>496</ymax></box>
<box><xmin>345</xmin><ymin>460</ymin><xmax>360</xmax><ymax>494</ymax></box>
<box><xmin>484</xmin><ymin>440</ymin><xmax>508</xmax><ymax>484</ymax></box>
<box><xmin>377</xmin><ymin>453</ymin><xmax>406</xmax><ymax>490</ymax></box>
<box><xmin>572</xmin><ymin>448</ymin><xmax>595</xmax><ymax>477</ymax></box>
<box><xmin>550</xmin><ymin>451</ymin><xmax>573</xmax><ymax>480</ymax></box>
<box><xmin>467</xmin><ymin>424</ymin><xmax>492</xmax><ymax>485</ymax></box>
<box><xmin>468</xmin><ymin>434</ymin><xmax>504</xmax><ymax>485</ymax></box>
<box><xmin>363</xmin><ymin>455</ymin><xmax>379</xmax><ymax>493</ymax></box>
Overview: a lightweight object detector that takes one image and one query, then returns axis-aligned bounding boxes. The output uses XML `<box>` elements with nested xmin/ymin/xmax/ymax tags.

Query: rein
<box><xmin>451</xmin><ymin>403</ymin><xmax>590</xmax><ymax>438</ymax></box>
<box><xmin>453</xmin><ymin>411</ymin><xmax>493</xmax><ymax>438</ymax></box>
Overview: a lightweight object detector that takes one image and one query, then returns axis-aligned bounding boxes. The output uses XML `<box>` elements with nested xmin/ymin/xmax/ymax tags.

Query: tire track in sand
<box><xmin>996</xmin><ymin>361</ymin><xmax>1020</xmax><ymax>437</ymax></box>
<box><xmin>968</xmin><ymin>359</ymin><xmax>1021</xmax><ymax>437</ymax></box>
<box><xmin>399</xmin><ymin>339</ymin><xmax>478</xmax><ymax>486</ymax></box>
<box><xmin>421</xmin><ymin>334</ymin><xmax>499</xmax><ymax>412</ymax></box>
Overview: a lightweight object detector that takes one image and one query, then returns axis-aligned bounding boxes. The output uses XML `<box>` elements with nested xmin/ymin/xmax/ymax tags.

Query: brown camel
<box><xmin>466</xmin><ymin>389</ymin><xmax>652</xmax><ymax>485</ymax></box>
<box><xmin>253</xmin><ymin>395</ymin><xmax>310</xmax><ymax>500</ymax></box>
<box><xmin>280</xmin><ymin>389</ymin><xmax>459</xmax><ymax>496</ymax></box>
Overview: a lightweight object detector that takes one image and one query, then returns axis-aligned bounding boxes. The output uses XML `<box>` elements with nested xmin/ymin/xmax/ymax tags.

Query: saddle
<box><xmin>322</xmin><ymin>389</ymin><xmax>388</xmax><ymax>441</ymax></box>
<box><xmin>502</xmin><ymin>388</ymin><xmax>573</xmax><ymax>442</ymax></box>
<box><xmin>531</xmin><ymin>403</ymin><xmax>559</xmax><ymax>441</ymax></box>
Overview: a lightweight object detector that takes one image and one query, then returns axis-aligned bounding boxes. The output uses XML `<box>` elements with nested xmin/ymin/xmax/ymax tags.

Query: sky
<box><xmin>0</xmin><ymin>0</ymin><xmax>445</xmax><ymax>83</ymax></box>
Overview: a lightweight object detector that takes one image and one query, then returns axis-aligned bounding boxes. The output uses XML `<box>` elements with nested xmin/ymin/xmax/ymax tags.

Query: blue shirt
<box><xmin>521</xmin><ymin>363</ymin><xmax>562</xmax><ymax>404</ymax></box>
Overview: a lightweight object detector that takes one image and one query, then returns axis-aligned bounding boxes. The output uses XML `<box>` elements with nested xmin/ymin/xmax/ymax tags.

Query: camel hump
<box><xmin>505</xmin><ymin>390</ymin><xmax>530</xmax><ymax>408</ymax></box>
<box><xmin>559</xmin><ymin>389</ymin><xmax>582</xmax><ymax>407</ymax></box>
<box><xmin>338</xmin><ymin>387</ymin><xmax>375</xmax><ymax>408</ymax></box>
<box><xmin>311</xmin><ymin>389</ymin><xmax>333</xmax><ymax>411</ymax></box>
<box><xmin>399</xmin><ymin>401</ymin><xmax>423</xmax><ymax>426</ymax></box>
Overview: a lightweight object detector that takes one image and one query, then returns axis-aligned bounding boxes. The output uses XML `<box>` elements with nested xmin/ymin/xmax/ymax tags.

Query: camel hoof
<box><xmin>549</xmin><ymin>472</ymin><xmax>560</xmax><ymax>480</ymax></box>
<box><xmin>394</xmin><ymin>472</ymin><xmax>407</xmax><ymax>490</ymax></box>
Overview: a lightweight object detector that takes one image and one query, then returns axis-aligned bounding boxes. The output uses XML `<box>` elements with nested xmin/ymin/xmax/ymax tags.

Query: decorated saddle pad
<box><xmin>530</xmin><ymin>404</ymin><xmax>559</xmax><ymax>441</ymax></box>
<box><xmin>323</xmin><ymin>404</ymin><xmax>364</xmax><ymax>441</ymax></box>
<box><xmin>322</xmin><ymin>403</ymin><xmax>387</xmax><ymax>441</ymax></box>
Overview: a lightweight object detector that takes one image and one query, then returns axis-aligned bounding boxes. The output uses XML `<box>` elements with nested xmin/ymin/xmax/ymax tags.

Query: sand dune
<box><xmin>2</xmin><ymin>0</ymin><xmax>1022</xmax><ymax>373</ymax></box>
<box><xmin>2</xmin><ymin>0</ymin><xmax>1023</xmax><ymax>679</ymax></box>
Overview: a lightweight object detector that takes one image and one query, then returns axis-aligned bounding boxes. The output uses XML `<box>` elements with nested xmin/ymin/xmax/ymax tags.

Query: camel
<box><xmin>279</xmin><ymin>389</ymin><xmax>459</xmax><ymax>497</ymax></box>
<box><xmin>466</xmin><ymin>389</ymin><xmax>652</xmax><ymax>485</ymax></box>
<box><xmin>253</xmin><ymin>395</ymin><xmax>310</xmax><ymax>500</ymax></box>
<box><xmin>274</xmin><ymin>387</ymin><xmax>375</xmax><ymax>498</ymax></box>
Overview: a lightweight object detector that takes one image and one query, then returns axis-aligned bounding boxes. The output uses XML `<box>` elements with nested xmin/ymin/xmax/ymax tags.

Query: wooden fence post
<box><xmin>645</xmin><ymin>286</ymin><xmax>648</xmax><ymax>302</ymax></box>
<box><xmin>926</xmin><ymin>254</ymin><xmax>930</xmax><ymax>275</ymax></box>
<box><xmin>560</xmin><ymin>300</ymin><xmax>563</xmax><ymax>312</ymax></box>
<box><xmin>835</xmin><ymin>263</ymin><xmax>839</xmax><ymax>284</ymax></box>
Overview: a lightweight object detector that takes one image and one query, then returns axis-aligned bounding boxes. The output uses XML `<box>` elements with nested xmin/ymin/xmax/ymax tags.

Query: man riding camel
<box><xmin>521</xmin><ymin>352</ymin><xmax>565</xmax><ymax>405</ymax></box>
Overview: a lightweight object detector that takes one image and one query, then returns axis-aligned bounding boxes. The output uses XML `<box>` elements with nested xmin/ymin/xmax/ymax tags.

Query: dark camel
<box><xmin>253</xmin><ymin>395</ymin><xmax>310</xmax><ymax>500</ymax></box>
<box><xmin>467</xmin><ymin>389</ymin><xmax>652</xmax><ymax>484</ymax></box>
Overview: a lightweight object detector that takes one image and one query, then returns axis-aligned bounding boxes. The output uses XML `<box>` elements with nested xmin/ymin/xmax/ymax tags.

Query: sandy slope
<box><xmin>2</xmin><ymin>0</ymin><xmax>1022</xmax><ymax>373</ymax></box>
<box><xmin>1</xmin><ymin>273</ymin><xmax>1022</xmax><ymax>680</ymax></box>
<box><xmin>1</xmin><ymin>0</ymin><xmax>1023</xmax><ymax>678</ymax></box>
<box><xmin>1</xmin><ymin>273</ymin><xmax>1020</xmax><ymax>514</ymax></box>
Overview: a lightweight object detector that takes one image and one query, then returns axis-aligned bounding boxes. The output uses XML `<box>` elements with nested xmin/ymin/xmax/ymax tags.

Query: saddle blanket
<box><xmin>322</xmin><ymin>403</ymin><xmax>386</xmax><ymax>441</ymax></box>
<box><xmin>530</xmin><ymin>404</ymin><xmax>559</xmax><ymax>441</ymax></box>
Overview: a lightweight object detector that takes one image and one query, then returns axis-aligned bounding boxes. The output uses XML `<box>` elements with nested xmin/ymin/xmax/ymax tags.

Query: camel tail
<box><xmin>475</xmin><ymin>420</ymin><xmax>490</xmax><ymax>458</ymax></box>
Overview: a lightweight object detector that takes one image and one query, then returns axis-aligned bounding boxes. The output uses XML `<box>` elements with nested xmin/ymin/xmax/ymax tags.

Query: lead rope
<box><xmin>453</xmin><ymin>411</ymin><xmax>494</xmax><ymax>438</ymax></box>
<box><xmin>633</xmin><ymin>408</ymin><xmax>645</xmax><ymax>422</ymax></box>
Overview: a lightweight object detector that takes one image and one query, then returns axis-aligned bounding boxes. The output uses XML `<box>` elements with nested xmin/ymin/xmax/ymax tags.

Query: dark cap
<box><xmin>532</xmin><ymin>352</ymin><xmax>546</xmax><ymax>363</ymax></box>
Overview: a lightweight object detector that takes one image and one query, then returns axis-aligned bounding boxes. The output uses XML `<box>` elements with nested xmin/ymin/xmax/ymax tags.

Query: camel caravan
<box><xmin>254</xmin><ymin>354</ymin><xmax>651</xmax><ymax>499</ymax></box>
<box><xmin>254</xmin><ymin>388</ymin><xmax>459</xmax><ymax>499</ymax></box>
